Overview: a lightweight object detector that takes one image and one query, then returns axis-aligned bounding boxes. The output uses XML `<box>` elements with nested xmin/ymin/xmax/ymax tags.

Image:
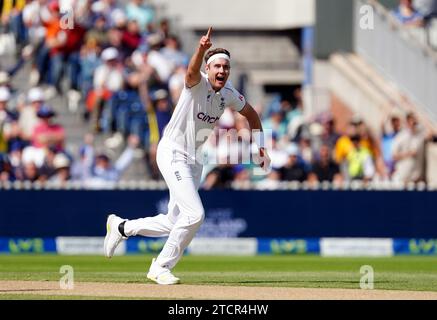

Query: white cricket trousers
<box><xmin>123</xmin><ymin>137</ymin><xmax>204</xmax><ymax>269</ymax></box>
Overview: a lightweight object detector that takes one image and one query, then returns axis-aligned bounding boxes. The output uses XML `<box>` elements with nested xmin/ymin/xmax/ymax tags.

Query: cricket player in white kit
<box><xmin>104</xmin><ymin>27</ymin><xmax>270</xmax><ymax>285</ymax></box>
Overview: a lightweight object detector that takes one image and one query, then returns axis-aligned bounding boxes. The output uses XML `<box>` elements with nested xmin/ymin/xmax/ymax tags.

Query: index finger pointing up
<box><xmin>206</xmin><ymin>27</ymin><xmax>212</xmax><ymax>39</ymax></box>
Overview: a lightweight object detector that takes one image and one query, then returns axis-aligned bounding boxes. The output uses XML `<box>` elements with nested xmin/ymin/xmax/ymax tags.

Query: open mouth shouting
<box><xmin>215</xmin><ymin>75</ymin><xmax>226</xmax><ymax>86</ymax></box>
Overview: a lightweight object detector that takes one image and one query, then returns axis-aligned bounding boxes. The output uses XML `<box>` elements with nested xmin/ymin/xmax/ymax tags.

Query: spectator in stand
<box><xmin>262</xmin><ymin>110</ymin><xmax>287</xmax><ymax>142</ymax></box>
<box><xmin>202</xmin><ymin>163</ymin><xmax>235</xmax><ymax>190</ymax></box>
<box><xmin>106</xmin><ymin>27</ymin><xmax>126</xmax><ymax>59</ymax></box>
<box><xmin>334</xmin><ymin>116</ymin><xmax>363</xmax><ymax>177</ymax></box>
<box><xmin>146</xmin><ymin>89</ymin><xmax>172</xmax><ymax>179</ymax></box>
<box><xmin>161</xmin><ymin>35</ymin><xmax>189</xmax><ymax>68</ymax></box>
<box><xmin>307</xmin><ymin>144</ymin><xmax>342</xmax><ymax>183</ymax></box>
<box><xmin>381</xmin><ymin>112</ymin><xmax>403</xmax><ymax>175</ymax></box>
<box><xmin>278</xmin><ymin>143</ymin><xmax>307</xmax><ymax>182</ymax></box>
<box><xmin>145</xmin><ymin>33</ymin><xmax>174</xmax><ymax>85</ymax></box>
<box><xmin>279</xmin><ymin>99</ymin><xmax>293</xmax><ymax>127</ymax></box>
<box><xmin>0</xmin><ymin>72</ymin><xmax>10</xmax><ymax>90</ymax></box>
<box><xmin>90</xmin><ymin>0</ymin><xmax>118</xmax><ymax>23</ymax></box>
<box><xmin>287</xmin><ymin>88</ymin><xmax>305</xmax><ymax>141</ymax></box>
<box><xmin>158</xmin><ymin>18</ymin><xmax>171</xmax><ymax>40</ymax></box>
<box><xmin>392</xmin><ymin>0</ymin><xmax>424</xmax><ymax>26</ymax></box>
<box><xmin>89</xmin><ymin>47</ymin><xmax>124</xmax><ymax>132</ymax></box>
<box><xmin>0</xmin><ymin>153</ymin><xmax>11</xmax><ymax>181</ymax></box>
<box><xmin>79</xmin><ymin>37</ymin><xmax>102</xmax><ymax>121</ymax></box>
<box><xmin>85</xmin><ymin>14</ymin><xmax>109</xmax><ymax>47</ymax></box>
<box><xmin>79</xmin><ymin>134</ymin><xmax>140</xmax><ymax>186</ymax></box>
<box><xmin>391</xmin><ymin>112</ymin><xmax>426</xmax><ymax>183</ymax></box>
<box><xmin>0</xmin><ymin>70</ymin><xmax>23</xmax><ymax>113</ymax></box>
<box><xmin>345</xmin><ymin>134</ymin><xmax>375</xmax><ymax>182</ymax></box>
<box><xmin>37</xmin><ymin>146</ymin><xmax>73</xmax><ymax>184</ymax></box>
<box><xmin>38</xmin><ymin>146</ymin><xmax>58</xmax><ymax>181</ymax></box>
<box><xmin>38</xmin><ymin>0</ymin><xmax>63</xmax><ymax>94</ymax></box>
<box><xmin>357</xmin><ymin>121</ymin><xmax>387</xmax><ymax>179</ymax></box>
<box><xmin>110</xmin><ymin>8</ymin><xmax>127</xmax><ymax>29</ymax></box>
<box><xmin>6</xmin><ymin>141</ymin><xmax>23</xmax><ymax>180</ymax></box>
<box><xmin>149</xmin><ymin>89</ymin><xmax>172</xmax><ymax>140</ymax></box>
<box><xmin>31</xmin><ymin>104</ymin><xmax>65</xmax><ymax>152</ymax></box>
<box><xmin>268</xmin><ymin>132</ymin><xmax>289</xmax><ymax>170</ymax></box>
<box><xmin>0</xmin><ymin>87</ymin><xmax>15</xmax><ymax>153</ymax></box>
<box><xmin>49</xmin><ymin>152</ymin><xmax>71</xmax><ymax>184</ymax></box>
<box><xmin>22</xmin><ymin>0</ymin><xmax>48</xmax><ymax>86</ymax></box>
<box><xmin>51</xmin><ymin>16</ymin><xmax>87</xmax><ymax>111</ymax></box>
<box><xmin>3</xmin><ymin>120</ymin><xmax>28</xmax><ymax>154</ymax></box>
<box><xmin>4</xmin><ymin>0</ymin><xmax>27</xmax><ymax>50</ymax></box>
<box><xmin>168</xmin><ymin>62</ymin><xmax>187</xmax><ymax>106</ymax></box>
<box><xmin>298</xmin><ymin>135</ymin><xmax>314</xmax><ymax>170</ymax></box>
<box><xmin>320</xmin><ymin>117</ymin><xmax>340</xmax><ymax>150</ymax></box>
<box><xmin>125</xmin><ymin>0</ymin><xmax>155</xmax><ymax>32</ymax></box>
<box><xmin>18</xmin><ymin>87</ymin><xmax>45</xmax><ymax>141</ymax></box>
<box><xmin>71</xmin><ymin>133</ymin><xmax>95</xmax><ymax>181</ymax></box>
<box><xmin>231</xmin><ymin>164</ymin><xmax>251</xmax><ymax>187</ymax></box>
<box><xmin>414</xmin><ymin>0</ymin><xmax>437</xmax><ymax>31</ymax></box>
<box><xmin>21</xmin><ymin>161</ymin><xmax>41</xmax><ymax>182</ymax></box>
<box><xmin>121</xmin><ymin>19</ymin><xmax>142</xmax><ymax>56</ymax></box>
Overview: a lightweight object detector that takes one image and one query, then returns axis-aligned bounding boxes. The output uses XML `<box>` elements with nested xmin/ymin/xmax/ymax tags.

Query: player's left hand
<box><xmin>259</xmin><ymin>147</ymin><xmax>271</xmax><ymax>172</ymax></box>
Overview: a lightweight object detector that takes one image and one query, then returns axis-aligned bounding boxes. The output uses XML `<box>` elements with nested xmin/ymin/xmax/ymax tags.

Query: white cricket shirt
<box><xmin>163</xmin><ymin>72</ymin><xmax>246</xmax><ymax>158</ymax></box>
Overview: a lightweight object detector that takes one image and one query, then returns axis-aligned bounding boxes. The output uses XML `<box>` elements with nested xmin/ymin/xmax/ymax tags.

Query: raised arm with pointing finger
<box><xmin>185</xmin><ymin>27</ymin><xmax>213</xmax><ymax>88</ymax></box>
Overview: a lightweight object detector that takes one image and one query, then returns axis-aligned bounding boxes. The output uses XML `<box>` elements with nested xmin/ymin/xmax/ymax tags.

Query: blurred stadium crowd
<box><xmin>0</xmin><ymin>0</ymin><xmax>435</xmax><ymax>189</ymax></box>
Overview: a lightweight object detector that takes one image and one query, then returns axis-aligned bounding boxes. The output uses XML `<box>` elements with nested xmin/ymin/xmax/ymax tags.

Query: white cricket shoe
<box><xmin>104</xmin><ymin>214</ymin><xmax>127</xmax><ymax>258</ymax></box>
<box><xmin>147</xmin><ymin>258</ymin><xmax>180</xmax><ymax>285</ymax></box>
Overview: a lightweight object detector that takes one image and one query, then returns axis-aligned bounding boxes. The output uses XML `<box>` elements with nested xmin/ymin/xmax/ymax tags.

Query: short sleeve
<box><xmin>224</xmin><ymin>83</ymin><xmax>246</xmax><ymax>112</ymax></box>
<box><xmin>185</xmin><ymin>72</ymin><xmax>208</xmax><ymax>93</ymax></box>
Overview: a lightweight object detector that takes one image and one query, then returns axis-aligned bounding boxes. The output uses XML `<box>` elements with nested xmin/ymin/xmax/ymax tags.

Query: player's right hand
<box><xmin>259</xmin><ymin>147</ymin><xmax>272</xmax><ymax>173</ymax></box>
<box><xmin>199</xmin><ymin>27</ymin><xmax>213</xmax><ymax>51</ymax></box>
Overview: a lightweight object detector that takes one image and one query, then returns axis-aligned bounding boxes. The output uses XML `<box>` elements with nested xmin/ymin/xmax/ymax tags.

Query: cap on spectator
<box><xmin>0</xmin><ymin>71</ymin><xmax>10</xmax><ymax>85</ymax></box>
<box><xmin>37</xmin><ymin>104</ymin><xmax>56</xmax><ymax>118</ymax></box>
<box><xmin>350</xmin><ymin>115</ymin><xmax>363</xmax><ymax>125</ymax></box>
<box><xmin>390</xmin><ymin>110</ymin><xmax>403</xmax><ymax>120</ymax></box>
<box><xmin>0</xmin><ymin>86</ymin><xmax>11</xmax><ymax>102</ymax></box>
<box><xmin>91</xmin><ymin>0</ymin><xmax>105</xmax><ymax>13</ymax></box>
<box><xmin>9</xmin><ymin>141</ymin><xmax>23</xmax><ymax>153</ymax></box>
<box><xmin>147</xmin><ymin>34</ymin><xmax>163</xmax><ymax>47</ymax></box>
<box><xmin>28</xmin><ymin>87</ymin><xmax>45</xmax><ymax>103</ymax></box>
<box><xmin>153</xmin><ymin>89</ymin><xmax>168</xmax><ymax>101</ymax></box>
<box><xmin>111</xmin><ymin>8</ymin><xmax>127</xmax><ymax>25</ymax></box>
<box><xmin>286</xmin><ymin>143</ymin><xmax>299</xmax><ymax>157</ymax></box>
<box><xmin>53</xmin><ymin>153</ymin><xmax>70</xmax><ymax>169</ymax></box>
<box><xmin>309</xmin><ymin>122</ymin><xmax>324</xmax><ymax>136</ymax></box>
<box><xmin>101</xmin><ymin>47</ymin><xmax>119</xmax><ymax>61</ymax></box>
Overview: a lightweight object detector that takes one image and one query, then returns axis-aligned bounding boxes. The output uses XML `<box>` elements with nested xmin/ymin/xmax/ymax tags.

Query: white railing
<box><xmin>0</xmin><ymin>180</ymin><xmax>435</xmax><ymax>191</ymax></box>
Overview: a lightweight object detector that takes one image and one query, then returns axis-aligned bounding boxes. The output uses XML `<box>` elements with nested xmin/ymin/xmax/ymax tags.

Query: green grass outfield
<box><xmin>1</xmin><ymin>254</ymin><xmax>437</xmax><ymax>294</ymax></box>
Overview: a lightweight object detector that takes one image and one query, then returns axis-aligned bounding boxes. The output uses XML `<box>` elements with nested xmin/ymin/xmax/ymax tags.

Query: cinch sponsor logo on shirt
<box><xmin>197</xmin><ymin>112</ymin><xmax>219</xmax><ymax>124</ymax></box>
